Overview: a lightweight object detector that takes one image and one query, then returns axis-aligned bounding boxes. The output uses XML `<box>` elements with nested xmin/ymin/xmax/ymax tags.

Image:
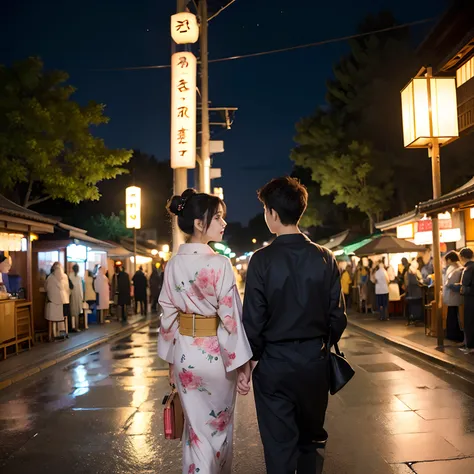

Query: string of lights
<box><xmin>93</xmin><ymin>17</ymin><xmax>435</xmax><ymax>72</ymax></box>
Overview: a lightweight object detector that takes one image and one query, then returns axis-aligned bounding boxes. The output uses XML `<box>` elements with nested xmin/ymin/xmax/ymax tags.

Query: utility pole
<box><xmin>133</xmin><ymin>227</ymin><xmax>137</xmax><ymax>274</ymax></box>
<box><xmin>172</xmin><ymin>0</ymin><xmax>189</xmax><ymax>254</ymax></box>
<box><xmin>199</xmin><ymin>0</ymin><xmax>211</xmax><ymax>194</ymax></box>
<box><xmin>426</xmin><ymin>67</ymin><xmax>443</xmax><ymax>348</ymax></box>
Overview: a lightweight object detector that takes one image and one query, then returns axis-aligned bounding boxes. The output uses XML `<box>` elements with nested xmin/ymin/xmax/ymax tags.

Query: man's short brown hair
<box><xmin>257</xmin><ymin>176</ymin><xmax>308</xmax><ymax>226</ymax></box>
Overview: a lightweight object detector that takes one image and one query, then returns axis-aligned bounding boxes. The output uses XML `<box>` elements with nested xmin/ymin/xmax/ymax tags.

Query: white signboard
<box><xmin>126</xmin><ymin>186</ymin><xmax>141</xmax><ymax>229</ymax></box>
<box><xmin>171</xmin><ymin>52</ymin><xmax>197</xmax><ymax>169</ymax></box>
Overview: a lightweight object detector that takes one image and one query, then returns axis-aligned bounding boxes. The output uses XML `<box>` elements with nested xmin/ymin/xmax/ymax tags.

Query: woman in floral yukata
<box><xmin>158</xmin><ymin>188</ymin><xmax>252</xmax><ymax>474</ymax></box>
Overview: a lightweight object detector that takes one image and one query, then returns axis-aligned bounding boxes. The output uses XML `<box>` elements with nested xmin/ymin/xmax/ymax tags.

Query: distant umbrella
<box><xmin>354</xmin><ymin>235</ymin><xmax>425</xmax><ymax>256</ymax></box>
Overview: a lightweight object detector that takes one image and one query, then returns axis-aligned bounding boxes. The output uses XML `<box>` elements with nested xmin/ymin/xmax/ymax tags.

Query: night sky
<box><xmin>2</xmin><ymin>0</ymin><xmax>448</xmax><ymax>224</ymax></box>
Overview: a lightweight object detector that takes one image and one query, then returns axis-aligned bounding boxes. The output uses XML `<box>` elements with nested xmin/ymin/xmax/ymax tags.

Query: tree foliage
<box><xmin>84</xmin><ymin>211</ymin><xmax>132</xmax><ymax>242</ymax></box>
<box><xmin>36</xmin><ymin>150</ymin><xmax>174</xmax><ymax>242</ymax></box>
<box><xmin>0</xmin><ymin>57</ymin><xmax>132</xmax><ymax>207</ymax></box>
<box><xmin>291</xmin><ymin>12</ymin><xmax>432</xmax><ymax>231</ymax></box>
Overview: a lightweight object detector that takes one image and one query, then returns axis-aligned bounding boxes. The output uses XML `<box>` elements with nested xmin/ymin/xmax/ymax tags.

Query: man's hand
<box><xmin>169</xmin><ymin>363</ymin><xmax>176</xmax><ymax>387</ymax></box>
<box><xmin>237</xmin><ymin>362</ymin><xmax>251</xmax><ymax>396</ymax></box>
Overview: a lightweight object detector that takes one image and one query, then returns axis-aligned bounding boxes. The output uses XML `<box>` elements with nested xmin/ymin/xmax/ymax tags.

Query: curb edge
<box><xmin>0</xmin><ymin>317</ymin><xmax>158</xmax><ymax>392</ymax></box>
<box><xmin>347</xmin><ymin>320</ymin><xmax>474</xmax><ymax>380</ymax></box>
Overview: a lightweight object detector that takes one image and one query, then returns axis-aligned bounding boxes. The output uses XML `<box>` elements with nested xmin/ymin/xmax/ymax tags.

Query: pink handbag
<box><xmin>163</xmin><ymin>389</ymin><xmax>184</xmax><ymax>440</ymax></box>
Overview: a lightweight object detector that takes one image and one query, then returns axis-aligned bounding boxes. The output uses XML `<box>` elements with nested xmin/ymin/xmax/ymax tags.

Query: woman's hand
<box><xmin>237</xmin><ymin>362</ymin><xmax>251</xmax><ymax>396</ymax></box>
<box><xmin>169</xmin><ymin>363</ymin><xmax>176</xmax><ymax>387</ymax></box>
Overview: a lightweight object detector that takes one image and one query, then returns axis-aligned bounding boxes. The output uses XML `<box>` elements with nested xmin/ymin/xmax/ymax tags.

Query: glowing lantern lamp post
<box><xmin>126</xmin><ymin>186</ymin><xmax>142</xmax><ymax>274</ymax></box>
<box><xmin>171</xmin><ymin>2</ymin><xmax>200</xmax><ymax>255</ymax></box>
<box><xmin>401</xmin><ymin>67</ymin><xmax>459</xmax><ymax>346</ymax></box>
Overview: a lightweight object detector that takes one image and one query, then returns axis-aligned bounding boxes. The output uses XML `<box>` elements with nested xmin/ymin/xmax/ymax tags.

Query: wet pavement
<box><xmin>0</xmin><ymin>322</ymin><xmax>473</xmax><ymax>473</ymax></box>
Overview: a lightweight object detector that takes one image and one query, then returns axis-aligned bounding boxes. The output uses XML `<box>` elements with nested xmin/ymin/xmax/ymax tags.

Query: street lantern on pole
<box><xmin>400</xmin><ymin>67</ymin><xmax>459</xmax><ymax>347</ymax></box>
<box><xmin>171</xmin><ymin>1</ymin><xmax>199</xmax><ymax>255</ymax></box>
<box><xmin>125</xmin><ymin>186</ymin><xmax>141</xmax><ymax>274</ymax></box>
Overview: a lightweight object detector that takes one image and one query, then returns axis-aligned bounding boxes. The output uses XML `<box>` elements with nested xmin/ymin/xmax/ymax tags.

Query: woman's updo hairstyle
<box><xmin>168</xmin><ymin>188</ymin><xmax>226</xmax><ymax>235</ymax></box>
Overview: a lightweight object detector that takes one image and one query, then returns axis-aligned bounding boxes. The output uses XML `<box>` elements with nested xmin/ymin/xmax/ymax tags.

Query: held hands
<box><xmin>237</xmin><ymin>361</ymin><xmax>258</xmax><ymax>396</ymax></box>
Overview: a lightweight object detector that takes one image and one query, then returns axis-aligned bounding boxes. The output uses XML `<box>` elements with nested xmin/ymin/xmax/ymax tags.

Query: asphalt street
<box><xmin>0</xmin><ymin>321</ymin><xmax>473</xmax><ymax>473</ymax></box>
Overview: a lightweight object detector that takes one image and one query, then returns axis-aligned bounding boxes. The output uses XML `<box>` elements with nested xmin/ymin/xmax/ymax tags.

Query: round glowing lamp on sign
<box><xmin>171</xmin><ymin>12</ymin><xmax>199</xmax><ymax>44</ymax></box>
<box><xmin>151</xmin><ymin>249</ymin><xmax>158</xmax><ymax>256</ymax></box>
<box><xmin>162</xmin><ymin>244</ymin><xmax>170</xmax><ymax>253</ymax></box>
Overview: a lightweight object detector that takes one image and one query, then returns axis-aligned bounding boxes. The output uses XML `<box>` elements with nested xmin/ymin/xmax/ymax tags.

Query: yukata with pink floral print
<box><xmin>158</xmin><ymin>243</ymin><xmax>252</xmax><ymax>474</ymax></box>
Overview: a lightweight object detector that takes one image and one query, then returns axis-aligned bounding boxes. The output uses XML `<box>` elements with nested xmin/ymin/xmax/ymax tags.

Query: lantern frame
<box><xmin>401</xmin><ymin>76</ymin><xmax>459</xmax><ymax>148</ymax></box>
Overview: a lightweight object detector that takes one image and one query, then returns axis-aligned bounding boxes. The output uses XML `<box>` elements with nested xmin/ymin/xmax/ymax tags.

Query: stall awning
<box><xmin>376</xmin><ymin>210</ymin><xmax>418</xmax><ymax>232</ymax></box>
<box><xmin>57</xmin><ymin>224</ymin><xmax>116</xmax><ymax>251</ymax></box>
<box><xmin>376</xmin><ymin>177</ymin><xmax>474</xmax><ymax>232</ymax></box>
<box><xmin>0</xmin><ymin>195</ymin><xmax>56</xmax><ymax>234</ymax></box>
<box><xmin>343</xmin><ymin>235</ymin><xmax>378</xmax><ymax>255</ymax></box>
<box><xmin>354</xmin><ymin>235</ymin><xmax>426</xmax><ymax>257</ymax></box>
<box><xmin>319</xmin><ymin>230</ymin><xmax>350</xmax><ymax>250</ymax></box>
<box><xmin>418</xmin><ymin>177</ymin><xmax>474</xmax><ymax>215</ymax></box>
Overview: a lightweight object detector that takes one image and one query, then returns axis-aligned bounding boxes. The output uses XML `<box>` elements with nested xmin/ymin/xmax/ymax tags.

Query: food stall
<box><xmin>0</xmin><ymin>196</ymin><xmax>56</xmax><ymax>358</ymax></box>
<box><xmin>33</xmin><ymin>223</ymin><xmax>116</xmax><ymax>335</ymax></box>
<box><xmin>352</xmin><ymin>234</ymin><xmax>426</xmax><ymax>316</ymax></box>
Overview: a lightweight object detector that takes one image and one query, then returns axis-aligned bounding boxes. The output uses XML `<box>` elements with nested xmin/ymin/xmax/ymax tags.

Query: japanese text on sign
<box><xmin>170</xmin><ymin>12</ymin><xmax>199</xmax><ymax>44</ymax></box>
<box><xmin>126</xmin><ymin>186</ymin><xmax>141</xmax><ymax>229</ymax></box>
<box><xmin>171</xmin><ymin>52</ymin><xmax>196</xmax><ymax>169</ymax></box>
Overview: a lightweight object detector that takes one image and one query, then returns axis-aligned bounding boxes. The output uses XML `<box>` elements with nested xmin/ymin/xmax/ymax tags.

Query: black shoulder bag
<box><xmin>320</xmin><ymin>248</ymin><xmax>355</xmax><ymax>395</ymax></box>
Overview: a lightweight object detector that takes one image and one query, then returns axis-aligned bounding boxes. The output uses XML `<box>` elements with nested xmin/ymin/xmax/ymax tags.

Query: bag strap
<box><xmin>316</xmin><ymin>245</ymin><xmax>335</xmax><ymax>350</ymax></box>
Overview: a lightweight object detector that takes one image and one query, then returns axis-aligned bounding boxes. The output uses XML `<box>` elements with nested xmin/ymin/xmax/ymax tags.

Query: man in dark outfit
<box><xmin>117</xmin><ymin>267</ymin><xmax>131</xmax><ymax>322</ymax></box>
<box><xmin>132</xmin><ymin>266</ymin><xmax>148</xmax><ymax>316</ymax></box>
<box><xmin>460</xmin><ymin>247</ymin><xmax>474</xmax><ymax>354</ymax></box>
<box><xmin>241</xmin><ymin>177</ymin><xmax>347</xmax><ymax>474</ymax></box>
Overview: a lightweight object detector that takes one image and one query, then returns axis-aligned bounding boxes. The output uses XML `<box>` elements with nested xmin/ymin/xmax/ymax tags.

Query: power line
<box><xmin>93</xmin><ymin>17</ymin><xmax>435</xmax><ymax>72</ymax></box>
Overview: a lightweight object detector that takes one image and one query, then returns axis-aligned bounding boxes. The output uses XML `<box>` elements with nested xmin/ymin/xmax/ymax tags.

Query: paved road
<box><xmin>0</xmin><ymin>322</ymin><xmax>473</xmax><ymax>473</ymax></box>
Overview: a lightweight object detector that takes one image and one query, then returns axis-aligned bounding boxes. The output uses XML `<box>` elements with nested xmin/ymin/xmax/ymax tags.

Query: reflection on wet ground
<box><xmin>0</xmin><ymin>324</ymin><xmax>473</xmax><ymax>473</ymax></box>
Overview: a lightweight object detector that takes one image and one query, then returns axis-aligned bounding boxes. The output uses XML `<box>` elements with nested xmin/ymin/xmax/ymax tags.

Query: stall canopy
<box><xmin>354</xmin><ymin>235</ymin><xmax>425</xmax><ymax>256</ymax></box>
<box><xmin>342</xmin><ymin>234</ymin><xmax>379</xmax><ymax>255</ymax></box>
<box><xmin>319</xmin><ymin>230</ymin><xmax>366</xmax><ymax>251</ymax></box>
<box><xmin>0</xmin><ymin>195</ymin><xmax>56</xmax><ymax>234</ymax></box>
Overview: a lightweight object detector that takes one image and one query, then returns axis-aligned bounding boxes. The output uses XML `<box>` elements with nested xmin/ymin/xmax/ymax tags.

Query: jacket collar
<box><xmin>177</xmin><ymin>243</ymin><xmax>216</xmax><ymax>255</ymax></box>
<box><xmin>273</xmin><ymin>233</ymin><xmax>311</xmax><ymax>244</ymax></box>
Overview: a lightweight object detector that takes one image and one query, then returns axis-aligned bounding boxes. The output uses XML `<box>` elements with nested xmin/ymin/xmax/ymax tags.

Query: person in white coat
<box><xmin>94</xmin><ymin>266</ymin><xmax>110</xmax><ymax>323</ymax></box>
<box><xmin>45</xmin><ymin>262</ymin><xmax>69</xmax><ymax>341</ymax></box>
<box><xmin>69</xmin><ymin>264</ymin><xmax>84</xmax><ymax>331</ymax></box>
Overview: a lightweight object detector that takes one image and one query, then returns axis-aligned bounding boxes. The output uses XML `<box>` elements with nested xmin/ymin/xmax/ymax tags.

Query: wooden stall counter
<box><xmin>0</xmin><ymin>299</ymin><xmax>32</xmax><ymax>359</ymax></box>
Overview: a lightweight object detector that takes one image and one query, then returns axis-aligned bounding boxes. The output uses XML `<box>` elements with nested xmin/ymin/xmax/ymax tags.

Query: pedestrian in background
<box><xmin>341</xmin><ymin>265</ymin><xmax>352</xmax><ymax>310</ymax></box>
<box><xmin>443</xmin><ymin>251</ymin><xmax>464</xmax><ymax>342</ymax></box>
<box><xmin>69</xmin><ymin>263</ymin><xmax>83</xmax><ymax>332</ymax></box>
<box><xmin>149</xmin><ymin>265</ymin><xmax>162</xmax><ymax>313</ymax></box>
<box><xmin>398</xmin><ymin>257</ymin><xmax>410</xmax><ymax>293</ymax></box>
<box><xmin>373</xmin><ymin>261</ymin><xmax>390</xmax><ymax>321</ymax></box>
<box><xmin>366</xmin><ymin>259</ymin><xmax>376</xmax><ymax>312</ymax></box>
<box><xmin>132</xmin><ymin>266</ymin><xmax>147</xmax><ymax>316</ymax></box>
<box><xmin>459</xmin><ymin>248</ymin><xmax>474</xmax><ymax>353</ymax></box>
<box><xmin>405</xmin><ymin>260</ymin><xmax>424</xmax><ymax>325</ymax></box>
<box><xmin>94</xmin><ymin>265</ymin><xmax>110</xmax><ymax>323</ymax></box>
<box><xmin>117</xmin><ymin>266</ymin><xmax>131</xmax><ymax>322</ymax></box>
<box><xmin>84</xmin><ymin>269</ymin><xmax>96</xmax><ymax>310</ymax></box>
<box><xmin>44</xmin><ymin>262</ymin><xmax>69</xmax><ymax>340</ymax></box>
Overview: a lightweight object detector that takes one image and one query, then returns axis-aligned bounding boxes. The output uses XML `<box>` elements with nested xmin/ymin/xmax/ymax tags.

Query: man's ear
<box><xmin>270</xmin><ymin>209</ymin><xmax>280</xmax><ymax>224</ymax></box>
